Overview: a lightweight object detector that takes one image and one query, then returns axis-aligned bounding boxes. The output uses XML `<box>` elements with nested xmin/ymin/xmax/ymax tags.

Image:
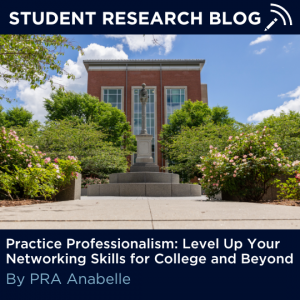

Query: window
<box><xmin>132</xmin><ymin>88</ymin><xmax>156</xmax><ymax>163</ymax></box>
<box><xmin>165</xmin><ymin>87</ymin><xmax>187</xmax><ymax>124</ymax></box>
<box><xmin>101</xmin><ymin>87</ymin><xmax>124</xmax><ymax>111</ymax></box>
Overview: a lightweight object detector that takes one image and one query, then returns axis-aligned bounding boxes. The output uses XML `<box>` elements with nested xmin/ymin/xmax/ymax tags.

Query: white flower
<box><xmin>292</xmin><ymin>160</ymin><xmax>300</xmax><ymax>167</ymax></box>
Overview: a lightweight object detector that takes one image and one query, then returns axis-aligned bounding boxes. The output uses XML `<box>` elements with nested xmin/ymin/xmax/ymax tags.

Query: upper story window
<box><xmin>101</xmin><ymin>87</ymin><xmax>124</xmax><ymax>111</ymax></box>
<box><xmin>165</xmin><ymin>87</ymin><xmax>187</xmax><ymax>124</ymax></box>
<box><xmin>103</xmin><ymin>89</ymin><xmax>122</xmax><ymax>110</ymax></box>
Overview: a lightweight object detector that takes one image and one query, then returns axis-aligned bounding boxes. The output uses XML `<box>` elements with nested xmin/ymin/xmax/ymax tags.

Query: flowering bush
<box><xmin>81</xmin><ymin>177</ymin><xmax>109</xmax><ymax>189</ymax></box>
<box><xmin>274</xmin><ymin>161</ymin><xmax>300</xmax><ymax>200</ymax></box>
<box><xmin>198</xmin><ymin>127</ymin><xmax>291</xmax><ymax>201</ymax></box>
<box><xmin>0</xmin><ymin>127</ymin><xmax>81</xmax><ymax>200</ymax></box>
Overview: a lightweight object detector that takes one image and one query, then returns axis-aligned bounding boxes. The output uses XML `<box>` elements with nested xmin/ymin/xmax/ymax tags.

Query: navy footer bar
<box><xmin>0</xmin><ymin>230</ymin><xmax>299</xmax><ymax>299</ymax></box>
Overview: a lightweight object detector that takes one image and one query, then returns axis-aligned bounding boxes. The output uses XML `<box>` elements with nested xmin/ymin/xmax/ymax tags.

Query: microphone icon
<box><xmin>265</xmin><ymin>18</ymin><xmax>278</xmax><ymax>31</ymax></box>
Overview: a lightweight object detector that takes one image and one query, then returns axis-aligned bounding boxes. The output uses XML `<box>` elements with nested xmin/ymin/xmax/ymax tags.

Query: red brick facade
<box><xmin>85</xmin><ymin>60</ymin><xmax>206</xmax><ymax>171</ymax></box>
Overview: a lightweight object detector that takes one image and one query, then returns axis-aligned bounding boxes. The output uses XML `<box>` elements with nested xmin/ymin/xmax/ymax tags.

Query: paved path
<box><xmin>0</xmin><ymin>196</ymin><xmax>299</xmax><ymax>229</ymax></box>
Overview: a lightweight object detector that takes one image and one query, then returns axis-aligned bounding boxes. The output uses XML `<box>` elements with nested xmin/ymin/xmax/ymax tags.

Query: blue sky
<box><xmin>1</xmin><ymin>34</ymin><xmax>300</xmax><ymax>123</ymax></box>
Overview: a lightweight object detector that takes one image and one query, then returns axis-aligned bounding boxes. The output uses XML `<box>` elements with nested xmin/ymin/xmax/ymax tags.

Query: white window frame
<box><xmin>101</xmin><ymin>86</ymin><xmax>124</xmax><ymax>112</ymax></box>
<box><xmin>164</xmin><ymin>86</ymin><xmax>188</xmax><ymax>124</ymax></box>
<box><xmin>131</xmin><ymin>86</ymin><xmax>157</xmax><ymax>166</ymax></box>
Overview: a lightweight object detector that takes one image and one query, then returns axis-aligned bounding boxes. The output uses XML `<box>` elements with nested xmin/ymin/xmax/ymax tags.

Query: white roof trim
<box><xmin>88</xmin><ymin>65</ymin><xmax>203</xmax><ymax>71</ymax></box>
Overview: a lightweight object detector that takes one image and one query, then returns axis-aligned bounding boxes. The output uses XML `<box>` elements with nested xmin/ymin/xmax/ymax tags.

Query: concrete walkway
<box><xmin>0</xmin><ymin>196</ymin><xmax>300</xmax><ymax>229</ymax></box>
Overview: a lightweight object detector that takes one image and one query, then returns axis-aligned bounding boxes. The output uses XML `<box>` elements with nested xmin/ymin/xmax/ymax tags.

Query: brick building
<box><xmin>83</xmin><ymin>59</ymin><xmax>207</xmax><ymax>171</ymax></box>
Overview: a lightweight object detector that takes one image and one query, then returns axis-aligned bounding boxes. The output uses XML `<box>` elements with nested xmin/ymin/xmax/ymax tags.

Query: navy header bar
<box><xmin>0</xmin><ymin>0</ymin><xmax>299</xmax><ymax>34</ymax></box>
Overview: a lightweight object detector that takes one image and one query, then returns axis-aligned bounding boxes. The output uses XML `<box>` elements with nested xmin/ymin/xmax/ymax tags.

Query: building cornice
<box><xmin>83</xmin><ymin>59</ymin><xmax>205</xmax><ymax>72</ymax></box>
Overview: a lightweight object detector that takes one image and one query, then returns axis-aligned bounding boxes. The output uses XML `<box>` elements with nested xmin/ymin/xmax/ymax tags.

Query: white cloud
<box><xmin>279</xmin><ymin>86</ymin><xmax>300</xmax><ymax>98</ymax></box>
<box><xmin>105</xmin><ymin>35</ymin><xmax>176</xmax><ymax>54</ymax></box>
<box><xmin>250</xmin><ymin>35</ymin><xmax>272</xmax><ymax>46</ymax></box>
<box><xmin>254</xmin><ymin>48</ymin><xmax>266</xmax><ymax>55</ymax></box>
<box><xmin>283</xmin><ymin>42</ymin><xmax>293</xmax><ymax>53</ymax></box>
<box><xmin>247</xmin><ymin>86</ymin><xmax>300</xmax><ymax>122</ymax></box>
<box><xmin>0</xmin><ymin>66</ymin><xmax>19</xmax><ymax>90</ymax></box>
<box><xmin>15</xmin><ymin>43</ymin><xmax>128</xmax><ymax>122</ymax></box>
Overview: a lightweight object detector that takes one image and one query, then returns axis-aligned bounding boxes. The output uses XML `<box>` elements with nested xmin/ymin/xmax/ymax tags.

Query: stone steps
<box><xmin>110</xmin><ymin>172</ymin><xmax>179</xmax><ymax>184</ymax></box>
<box><xmin>87</xmin><ymin>183</ymin><xmax>202</xmax><ymax>197</ymax></box>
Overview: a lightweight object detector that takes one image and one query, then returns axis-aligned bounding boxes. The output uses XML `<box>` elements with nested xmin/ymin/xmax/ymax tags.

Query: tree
<box><xmin>44</xmin><ymin>90</ymin><xmax>136</xmax><ymax>151</ymax></box>
<box><xmin>44</xmin><ymin>90</ymin><xmax>99</xmax><ymax>123</ymax></box>
<box><xmin>159</xmin><ymin>100</ymin><xmax>237</xmax><ymax>176</ymax></box>
<box><xmin>256</xmin><ymin>111</ymin><xmax>300</xmax><ymax>162</ymax></box>
<box><xmin>3</xmin><ymin>107</ymin><xmax>33</xmax><ymax>127</ymax></box>
<box><xmin>16</xmin><ymin>120</ymin><xmax>133</xmax><ymax>178</ymax></box>
<box><xmin>163</xmin><ymin>100</ymin><xmax>234</xmax><ymax>132</ymax></box>
<box><xmin>0</xmin><ymin>35</ymin><xmax>82</xmax><ymax>102</ymax></box>
<box><xmin>0</xmin><ymin>106</ymin><xmax>40</xmax><ymax>128</ymax></box>
<box><xmin>0</xmin><ymin>106</ymin><xmax>6</xmax><ymax>126</ymax></box>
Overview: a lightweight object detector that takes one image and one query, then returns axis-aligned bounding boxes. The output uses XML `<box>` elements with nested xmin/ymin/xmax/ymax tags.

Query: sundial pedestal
<box><xmin>131</xmin><ymin>133</ymin><xmax>159</xmax><ymax>172</ymax></box>
<box><xmin>135</xmin><ymin>134</ymin><xmax>153</xmax><ymax>163</ymax></box>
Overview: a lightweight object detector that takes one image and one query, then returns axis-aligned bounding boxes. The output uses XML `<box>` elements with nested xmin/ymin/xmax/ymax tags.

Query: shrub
<box><xmin>16</xmin><ymin>120</ymin><xmax>131</xmax><ymax>179</ymax></box>
<box><xmin>81</xmin><ymin>177</ymin><xmax>109</xmax><ymax>189</ymax></box>
<box><xmin>159</xmin><ymin>101</ymin><xmax>236</xmax><ymax>180</ymax></box>
<box><xmin>80</xmin><ymin>149</ymin><xmax>128</xmax><ymax>179</ymax></box>
<box><xmin>0</xmin><ymin>127</ymin><xmax>81</xmax><ymax>200</ymax></box>
<box><xmin>161</xmin><ymin>122</ymin><xmax>238</xmax><ymax>182</ymax></box>
<box><xmin>257</xmin><ymin>111</ymin><xmax>300</xmax><ymax>162</ymax></box>
<box><xmin>199</xmin><ymin>127</ymin><xmax>291</xmax><ymax>201</ymax></box>
<box><xmin>274</xmin><ymin>161</ymin><xmax>300</xmax><ymax>200</ymax></box>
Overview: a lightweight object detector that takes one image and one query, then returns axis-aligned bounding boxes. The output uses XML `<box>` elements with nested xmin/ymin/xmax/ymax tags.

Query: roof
<box><xmin>83</xmin><ymin>59</ymin><xmax>205</xmax><ymax>71</ymax></box>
